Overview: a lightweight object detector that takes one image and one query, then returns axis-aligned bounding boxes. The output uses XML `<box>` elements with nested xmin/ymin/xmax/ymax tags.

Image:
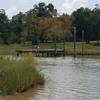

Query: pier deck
<box><xmin>16</xmin><ymin>49</ymin><xmax>65</xmax><ymax>57</ymax></box>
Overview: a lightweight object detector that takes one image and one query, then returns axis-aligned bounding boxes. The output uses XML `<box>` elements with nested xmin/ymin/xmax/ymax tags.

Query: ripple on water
<box><xmin>34</xmin><ymin>57</ymin><xmax>100</xmax><ymax>100</ymax></box>
<box><xmin>1</xmin><ymin>57</ymin><xmax>100</xmax><ymax>100</ymax></box>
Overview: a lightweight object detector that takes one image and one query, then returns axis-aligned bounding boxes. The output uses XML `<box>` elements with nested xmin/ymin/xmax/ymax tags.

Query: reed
<box><xmin>0</xmin><ymin>55</ymin><xmax>44</xmax><ymax>95</ymax></box>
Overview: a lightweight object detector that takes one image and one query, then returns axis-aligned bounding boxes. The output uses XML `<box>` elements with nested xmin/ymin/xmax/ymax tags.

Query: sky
<box><xmin>0</xmin><ymin>0</ymin><xmax>100</xmax><ymax>19</ymax></box>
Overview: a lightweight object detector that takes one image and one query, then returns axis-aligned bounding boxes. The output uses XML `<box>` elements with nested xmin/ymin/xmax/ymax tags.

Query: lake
<box><xmin>1</xmin><ymin>56</ymin><xmax>100</xmax><ymax>100</ymax></box>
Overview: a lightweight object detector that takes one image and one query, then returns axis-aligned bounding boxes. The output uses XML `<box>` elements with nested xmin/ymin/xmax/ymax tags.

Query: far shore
<box><xmin>0</xmin><ymin>42</ymin><xmax>100</xmax><ymax>57</ymax></box>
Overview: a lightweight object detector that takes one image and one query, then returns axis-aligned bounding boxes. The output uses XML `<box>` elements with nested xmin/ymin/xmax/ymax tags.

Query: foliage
<box><xmin>0</xmin><ymin>10</ymin><xmax>11</xmax><ymax>44</ymax></box>
<box><xmin>59</xmin><ymin>14</ymin><xmax>72</xmax><ymax>40</ymax></box>
<box><xmin>72</xmin><ymin>7</ymin><xmax>100</xmax><ymax>42</ymax></box>
<box><xmin>38</xmin><ymin>17</ymin><xmax>63</xmax><ymax>40</ymax></box>
<box><xmin>10</xmin><ymin>12</ymin><xmax>24</xmax><ymax>43</ymax></box>
<box><xmin>33</xmin><ymin>2</ymin><xmax>56</xmax><ymax>17</ymax></box>
<box><xmin>0</xmin><ymin>3</ymin><xmax>100</xmax><ymax>44</ymax></box>
<box><xmin>0</xmin><ymin>55</ymin><xmax>44</xmax><ymax>95</ymax></box>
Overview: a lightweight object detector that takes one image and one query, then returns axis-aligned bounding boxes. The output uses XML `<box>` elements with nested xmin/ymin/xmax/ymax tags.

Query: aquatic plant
<box><xmin>0</xmin><ymin>55</ymin><xmax>44</xmax><ymax>95</ymax></box>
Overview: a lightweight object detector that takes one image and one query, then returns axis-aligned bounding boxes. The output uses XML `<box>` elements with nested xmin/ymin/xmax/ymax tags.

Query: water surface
<box><xmin>1</xmin><ymin>57</ymin><xmax>100</xmax><ymax>100</ymax></box>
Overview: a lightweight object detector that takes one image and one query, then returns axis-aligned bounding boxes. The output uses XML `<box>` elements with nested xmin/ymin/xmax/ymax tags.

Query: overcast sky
<box><xmin>0</xmin><ymin>0</ymin><xmax>100</xmax><ymax>19</ymax></box>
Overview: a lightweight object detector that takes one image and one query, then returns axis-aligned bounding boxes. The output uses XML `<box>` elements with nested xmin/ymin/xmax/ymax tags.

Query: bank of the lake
<box><xmin>0</xmin><ymin>42</ymin><xmax>100</xmax><ymax>56</ymax></box>
<box><xmin>0</xmin><ymin>55</ymin><xmax>44</xmax><ymax>95</ymax></box>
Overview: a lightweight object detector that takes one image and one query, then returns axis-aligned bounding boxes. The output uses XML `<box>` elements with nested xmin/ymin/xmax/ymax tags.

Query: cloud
<box><xmin>59</xmin><ymin>0</ymin><xmax>87</xmax><ymax>14</ymax></box>
<box><xmin>5</xmin><ymin>0</ymin><xmax>51</xmax><ymax>19</ymax></box>
<box><xmin>1</xmin><ymin>0</ymin><xmax>99</xmax><ymax>18</ymax></box>
<box><xmin>6</xmin><ymin>6</ymin><xmax>19</xmax><ymax>18</ymax></box>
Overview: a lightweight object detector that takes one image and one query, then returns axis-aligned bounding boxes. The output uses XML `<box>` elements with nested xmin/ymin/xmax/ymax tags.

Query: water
<box><xmin>1</xmin><ymin>57</ymin><xmax>100</xmax><ymax>100</ymax></box>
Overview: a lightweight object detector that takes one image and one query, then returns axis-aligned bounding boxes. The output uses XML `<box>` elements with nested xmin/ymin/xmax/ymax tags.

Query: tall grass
<box><xmin>0</xmin><ymin>55</ymin><xmax>44</xmax><ymax>95</ymax></box>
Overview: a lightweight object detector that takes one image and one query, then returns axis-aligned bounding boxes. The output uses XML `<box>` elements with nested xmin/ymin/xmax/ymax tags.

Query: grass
<box><xmin>0</xmin><ymin>42</ymin><xmax>100</xmax><ymax>55</ymax></box>
<box><xmin>0</xmin><ymin>44</ymin><xmax>31</xmax><ymax>55</ymax></box>
<box><xmin>0</xmin><ymin>55</ymin><xmax>44</xmax><ymax>95</ymax></box>
<box><xmin>32</xmin><ymin>42</ymin><xmax>100</xmax><ymax>55</ymax></box>
<box><xmin>65</xmin><ymin>42</ymin><xmax>100</xmax><ymax>55</ymax></box>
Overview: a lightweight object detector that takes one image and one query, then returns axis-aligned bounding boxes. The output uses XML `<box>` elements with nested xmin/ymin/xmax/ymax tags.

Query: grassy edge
<box><xmin>0</xmin><ymin>55</ymin><xmax>44</xmax><ymax>95</ymax></box>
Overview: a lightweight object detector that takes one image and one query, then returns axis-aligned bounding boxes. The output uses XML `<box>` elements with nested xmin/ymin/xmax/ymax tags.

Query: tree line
<box><xmin>0</xmin><ymin>2</ymin><xmax>100</xmax><ymax>44</ymax></box>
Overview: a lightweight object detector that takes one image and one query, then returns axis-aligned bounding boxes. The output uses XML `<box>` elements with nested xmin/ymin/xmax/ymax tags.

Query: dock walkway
<box><xmin>16</xmin><ymin>49</ymin><xmax>65</xmax><ymax>57</ymax></box>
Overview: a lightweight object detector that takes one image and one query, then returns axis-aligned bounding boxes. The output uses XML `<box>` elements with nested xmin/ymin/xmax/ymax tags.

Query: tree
<box><xmin>92</xmin><ymin>8</ymin><xmax>100</xmax><ymax>43</ymax></box>
<box><xmin>59</xmin><ymin>14</ymin><xmax>72</xmax><ymax>40</ymax></box>
<box><xmin>47</xmin><ymin>3</ymin><xmax>54</xmax><ymax>16</ymax></box>
<box><xmin>23</xmin><ymin>11</ymin><xmax>40</xmax><ymax>43</ymax></box>
<box><xmin>72</xmin><ymin>7</ymin><xmax>93</xmax><ymax>42</ymax></box>
<box><xmin>1</xmin><ymin>3</ymin><xmax>99</xmax><ymax>45</ymax></box>
<box><xmin>72</xmin><ymin>7</ymin><xmax>100</xmax><ymax>43</ymax></box>
<box><xmin>33</xmin><ymin>2</ymin><xmax>55</xmax><ymax>17</ymax></box>
<box><xmin>38</xmin><ymin>16</ymin><xmax>72</xmax><ymax>42</ymax></box>
<box><xmin>0</xmin><ymin>9</ymin><xmax>11</xmax><ymax>44</ymax></box>
<box><xmin>10</xmin><ymin>12</ymin><xmax>24</xmax><ymax>43</ymax></box>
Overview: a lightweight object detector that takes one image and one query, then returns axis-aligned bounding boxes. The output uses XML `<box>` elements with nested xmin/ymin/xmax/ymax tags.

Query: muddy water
<box><xmin>1</xmin><ymin>57</ymin><xmax>100</xmax><ymax>100</ymax></box>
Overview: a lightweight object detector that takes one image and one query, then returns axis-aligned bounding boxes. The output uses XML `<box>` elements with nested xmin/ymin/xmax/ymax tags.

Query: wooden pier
<box><xmin>16</xmin><ymin>49</ymin><xmax>65</xmax><ymax>57</ymax></box>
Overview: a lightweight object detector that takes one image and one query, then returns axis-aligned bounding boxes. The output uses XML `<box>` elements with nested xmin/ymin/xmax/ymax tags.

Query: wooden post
<box><xmin>37</xmin><ymin>46</ymin><xmax>39</xmax><ymax>57</ymax></box>
<box><xmin>63</xmin><ymin>33</ymin><xmax>66</xmax><ymax>56</ymax></box>
<box><xmin>74</xmin><ymin>27</ymin><xmax>76</xmax><ymax>57</ymax></box>
<box><xmin>82</xmin><ymin>30</ymin><xmax>84</xmax><ymax>56</ymax></box>
<box><xmin>54</xmin><ymin>34</ymin><xmax>57</xmax><ymax>57</ymax></box>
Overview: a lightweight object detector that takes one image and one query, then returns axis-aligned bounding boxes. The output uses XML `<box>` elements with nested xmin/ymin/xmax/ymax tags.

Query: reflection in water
<box><xmin>1</xmin><ymin>57</ymin><xmax>100</xmax><ymax>100</ymax></box>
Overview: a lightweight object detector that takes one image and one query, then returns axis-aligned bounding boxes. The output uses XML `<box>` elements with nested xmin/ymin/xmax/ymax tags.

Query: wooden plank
<box><xmin>16</xmin><ymin>49</ymin><xmax>64</xmax><ymax>52</ymax></box>
<box><xmin>16</xmin><ymin>49</ymin><xmax>64</xmax><ymax>57</ymax></box>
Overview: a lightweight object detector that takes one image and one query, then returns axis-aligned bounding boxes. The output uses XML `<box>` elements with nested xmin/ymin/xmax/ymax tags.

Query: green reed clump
<box><xmin>0</xmin><ymin>55</ymin><xmax>44</xmax><ymax>95</ymax></box>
